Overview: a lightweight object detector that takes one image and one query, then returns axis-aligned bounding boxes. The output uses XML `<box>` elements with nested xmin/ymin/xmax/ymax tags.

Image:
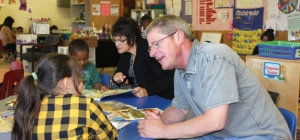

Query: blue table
<box><xmin>101</xmin><ymin>92</ymin><xmax>172</xmax><ymax>140</ymax></box>
<box><xmin>0</xmin><ymin>93</ymin><xmax>172</xmax><ymax>140</ymax></box>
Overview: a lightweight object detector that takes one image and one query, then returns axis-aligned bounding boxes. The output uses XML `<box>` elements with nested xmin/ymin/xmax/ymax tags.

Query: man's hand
<box><xmin>138</xmin><ymin>111</ymin><xmax>168</xmax><ymax>138</ymax></box>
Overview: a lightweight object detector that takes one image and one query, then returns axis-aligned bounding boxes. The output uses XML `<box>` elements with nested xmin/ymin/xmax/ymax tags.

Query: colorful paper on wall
<box><xmin>197</xmin><ymin>0</ymin><xmax>217</xmax><ymax>25</ymax></box>
<box><xmin>193</xmin><ymin>0</ymin><xmax>231</xmax><ymax>31</ymax></box>
<box><xmin>92</xmin><ymin>4</ymin><xmax>100</xmax><ymax>16</ymax></box>
<box><xmin>214</xmin><ymin>0</ymin><xmax>234</xmax><ymax>8</ymax></box>
<box><xmin>287</xmin><ymin>13</ymin><xmax>300</xmax><ymax>41</ymax></box>
<box><xmin>232</xmin><ymin>8</ymin><xmax>264</xmax><ymax>54</ymax></box>
<box><xmin>110</xmin><ymin>4</ymin><xmax>119</xmax><ymax>16</ymax></box>
<box><xmin>235</xmin><ymin>0</ymin><xmax>262</xmax><ymax>8</ymax></box>
<box><xmin>101</xmin><ymin>4</ymin><xmax>110</xmax><ymax>16</ymax></box>
<box><xmin>278</xmin><ymin>0</ymin><xmax>298</xmax><ymax>14</ymax></box>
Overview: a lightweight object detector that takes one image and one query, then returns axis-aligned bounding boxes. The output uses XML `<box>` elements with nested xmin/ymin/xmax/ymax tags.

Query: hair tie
<box><xmin>32</xmin><ymin>72</ymin><xmax>38</xmax><ymax>81</ymax></box>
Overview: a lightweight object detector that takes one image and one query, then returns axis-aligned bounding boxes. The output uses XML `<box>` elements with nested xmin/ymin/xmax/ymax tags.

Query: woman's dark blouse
<box><xmin>109</xmin><ymin>38</ymin><xmax>174</xmax><ymax>99</ymax></box>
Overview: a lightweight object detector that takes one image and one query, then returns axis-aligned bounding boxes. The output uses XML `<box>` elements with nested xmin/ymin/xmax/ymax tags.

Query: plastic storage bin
<box><xmin>257</xmin><ymin>41</ymin><xmax>300</xmax><ymax>59</ymax></box>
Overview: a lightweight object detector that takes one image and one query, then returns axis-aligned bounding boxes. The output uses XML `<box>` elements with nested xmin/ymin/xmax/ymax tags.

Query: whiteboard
<box><xmin>200</xmin><ymin>32</ymin><xmax>222</xmax><ymax>43</ymax></box>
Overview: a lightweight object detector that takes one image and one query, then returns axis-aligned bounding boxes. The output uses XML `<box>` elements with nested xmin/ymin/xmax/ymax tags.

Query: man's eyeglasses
<box><xmin>112</xmin><ymin>38</ymin><xmax>127</xmax><ymax>43</ymax></box>
<box><xmin>148</xmin><ymin>32</ymin><xmax>176</xmax><ymax>51</ymax></box>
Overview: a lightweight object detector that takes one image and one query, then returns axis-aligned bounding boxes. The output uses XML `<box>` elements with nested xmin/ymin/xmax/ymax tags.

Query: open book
<box><xmin>0</xmin><ymin>110</ymin><xmax>14</xmax><ymax>133</ymax></box>
<box><xmin>83</xmin><ymin>89</ymin><xmax>133</xmax><ymax>102</ymax></box>
<box><xmin>99</xmin><ymin>100</ymin><xmax>136</xmax><ymax>113</ymax></box>
<box><xmin>116</xmin><ymin>108</ymin><xmax>163</xmax><ymax>120</ymax></box>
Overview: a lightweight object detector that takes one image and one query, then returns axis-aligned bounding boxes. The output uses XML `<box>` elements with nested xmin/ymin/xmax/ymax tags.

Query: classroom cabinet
<box><xmin>70</xmin><ymin>0</ymin><xmax>91</xmax><ymax>32</ymax></box>
<box><xmin>246</xmin><ymin>55</ymin><xmax>300</xmax><ymax>128</ymax></box>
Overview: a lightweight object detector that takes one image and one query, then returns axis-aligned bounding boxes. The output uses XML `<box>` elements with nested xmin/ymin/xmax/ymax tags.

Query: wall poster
<box><xmin>193</xmin><ymin>0</ymin><xmax>232</xmax><ymax>31</ymax></box>
<box><xmin>235</xmin><ymin>0</ymin><xmax>262</xmax><ymax>8</ymax></box>
<box><xmin>214</xmin><ymin>0</ymin><xmax>234</xmax><ymax>8</ymax></box>
<box><xmin>200</xmin><ymin>32</ymin><xmax>222</xmax><ymax>43</ymax></box>
<box><xmin>232</xmin><ymin>8</ymin><xmax>264</xmax><ymax>54</ymax></box>
<box><xmin>287</xmin><ymin>13</ymin><xmax>300</xmax><ymax>41</ymax></box>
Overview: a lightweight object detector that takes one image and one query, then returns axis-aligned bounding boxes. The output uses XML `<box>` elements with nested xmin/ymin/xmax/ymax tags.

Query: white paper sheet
<box><xmin>165</xmin><ymin>0</ymin><xmax>181</xmax><ymax>16</ymax></box>
<box><xmin>185</xmin><ymin>0</ymin><xmax>192</xmax><ymax>15</ymax></box>
<box><xmin>267</xmin><ymin>0</ymin><xmax>279</xmax><ymax>19</ymax></box>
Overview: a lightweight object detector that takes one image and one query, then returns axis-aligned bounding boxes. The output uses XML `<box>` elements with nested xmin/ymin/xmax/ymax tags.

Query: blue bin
<box><xmin>61</xmin><ymin>33</ymin><xmax>72</xmax><ymax>40</ymax></box>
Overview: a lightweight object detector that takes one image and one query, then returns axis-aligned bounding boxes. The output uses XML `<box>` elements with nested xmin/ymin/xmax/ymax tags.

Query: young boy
<box><xmin>68</xmin><ymin>39</ymin><xmax>109</xmax><ymax>91</ymax></box>
<box><xmin>16</xmin><ymin>26</ymin><xmax>23</xmax><ymax>34</ymax></box>
<box><xmin>140</xmin><ymin>14</ymin><xmax>152</xmax><ymax>39</ymax></box>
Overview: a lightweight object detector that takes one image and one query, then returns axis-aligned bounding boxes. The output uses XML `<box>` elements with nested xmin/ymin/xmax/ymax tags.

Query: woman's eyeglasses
<box><xmin>112</xmin><ymin>38</ymin><xmax>127</xmax><ymax>43</ymax></box>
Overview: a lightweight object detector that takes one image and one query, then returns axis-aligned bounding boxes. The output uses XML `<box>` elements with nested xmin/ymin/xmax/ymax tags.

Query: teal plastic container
<box><xmin>61</xmin><ymin>33</ymin><xmax>72</xmax><ymax>40</ymax></box>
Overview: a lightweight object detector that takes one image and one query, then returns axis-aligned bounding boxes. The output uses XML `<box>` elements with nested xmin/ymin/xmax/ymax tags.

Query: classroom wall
<box><xmin>0</xmin><ymin>0</ymin><xmax>71</xmax><ymax>32</ymax></box>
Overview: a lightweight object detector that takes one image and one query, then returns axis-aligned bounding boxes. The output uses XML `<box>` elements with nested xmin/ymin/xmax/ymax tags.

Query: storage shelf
<box><xmin>71</xmin><ymin>3</ymin><xmax>85</xmax><ymax>5</ymax></box>
<box><xmin>72</xmin><ymin>21</ymin><xmax>86</xmax><ymax>23</ymax></box>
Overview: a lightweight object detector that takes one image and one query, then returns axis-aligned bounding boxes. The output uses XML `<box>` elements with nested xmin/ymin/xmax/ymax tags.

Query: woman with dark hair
<box><xmin>252</xmin><ymin>29</ymin><xmax>275</xmax><ymax>54</ymax></box>
<box><xmin>0</xmin><ymin>16</ymin><xmax>16</xmax><ymax>60</ymax></box>
<box><xmin>108</xmin><ymin>17</ymin><xmax>174</xmax><ymax>100</ymax></box>
<box><xmin>11</xmin><ymin>53</ymin><xmax>118</xmax><ymax>140</ymax></box>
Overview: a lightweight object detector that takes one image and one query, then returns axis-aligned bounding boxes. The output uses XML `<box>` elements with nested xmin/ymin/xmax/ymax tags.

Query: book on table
<box><xmin>99</xmin><ymin>100</ymin><xmax>136</xmax><ymax>113</ymax></box>
<box><xmin>0</xmin><ymin>110</ymin><xmax>14</xmax><ymax>133</ymax></box>
<box><xmin>83</xmin><ymin>89</ymin><xmax>133</xmax><ymax>102</ymax></box>
<box><xmin>116</xmin><ymin>108</ymin><xmax>163</xmax><ymax>120</ymax></box>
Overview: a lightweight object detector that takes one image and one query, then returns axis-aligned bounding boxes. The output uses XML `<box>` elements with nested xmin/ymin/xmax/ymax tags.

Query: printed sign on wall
<box><xmin>263</xmin><ymin>62</ymin><xmax>285</xmax><ymax>81</ymax></box>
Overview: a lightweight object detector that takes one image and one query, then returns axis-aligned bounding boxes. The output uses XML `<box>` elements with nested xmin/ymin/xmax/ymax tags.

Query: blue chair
<box><xmin>278</xmin><ymin>107</ymin><xmax>296</xmax><ymax>139</ymax></box>
<box><xmin>99</xmin><ymin>73</ymin><xmax>110</xmax><ymax>86</ymax></box>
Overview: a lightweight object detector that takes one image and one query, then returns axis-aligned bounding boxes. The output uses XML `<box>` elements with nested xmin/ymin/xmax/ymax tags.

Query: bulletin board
<box><xmin>90</xmin><ymin>0</ymin><xmax>123</xmax><ymax>31</ymax></box>
<box><xmin>192</xmin><ymin>0</ymin><xmax>268</xmax><ymax>31</ymax></box>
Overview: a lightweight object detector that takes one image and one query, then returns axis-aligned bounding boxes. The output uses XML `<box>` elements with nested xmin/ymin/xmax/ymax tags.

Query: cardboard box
<box><xmin>69</xmin><ymin>36</ymin><xmax>98</xmax><ymax>47</ymax></box>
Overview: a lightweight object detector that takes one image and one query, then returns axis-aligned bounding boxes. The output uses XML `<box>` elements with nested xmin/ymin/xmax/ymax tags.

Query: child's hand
<box><xmin>101</xmin><ymin>85</ymin><xmax>109</xmax><ymax>91</ymax></box>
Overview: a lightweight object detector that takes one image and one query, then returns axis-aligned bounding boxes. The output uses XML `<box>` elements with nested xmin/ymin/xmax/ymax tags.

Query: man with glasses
<box><xmin>137</xmin><ymin>15</ymin><xmax>292</xmax><ymax>140</ymax></box>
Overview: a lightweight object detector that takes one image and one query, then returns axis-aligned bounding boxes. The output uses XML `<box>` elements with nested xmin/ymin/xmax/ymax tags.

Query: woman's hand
<box><xmin>113</xmin><ymin>72</ymin><xmax>126</xmax><ymax>84</ymax></box>
<box><xmin>133</xmin><ymin>87</ymin><xmax>148</xmax><ymax>98</ymax></box>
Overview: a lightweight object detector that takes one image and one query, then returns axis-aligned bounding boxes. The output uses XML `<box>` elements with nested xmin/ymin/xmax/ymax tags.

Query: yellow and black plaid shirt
<box><xmin>32</xmin><ymin>94</ymin><xmax>118</xmax><ymax>140</ymax></box>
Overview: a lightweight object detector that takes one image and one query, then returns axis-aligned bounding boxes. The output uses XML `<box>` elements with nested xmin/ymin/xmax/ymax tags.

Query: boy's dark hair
<box><xmin>140</xmin><ymin>14</ymin><xmax>152</xmax><ymax>26</ymax></box>
<box><xmin>68</xmin><ymin>39</ymin><xmax>89</xmax><ymax>55</ymax></box>
<box><xmin>17</xmin><ymin>26</ymin><xmax>23</xmax><ymax>30</ymax></box>
<box><xmin>112</xmin><ymin>17</ymin><xmax>141</xmax><ymax>47</ymax></box>
<box><xmin>50</xmin><ymin>25</ymin><xmax>58</xmax><ymax>34</ymax></box>
<box><xmin>260</xmin><ymin>29</ymin><xmax>275</xmax><ymax>41</ymax></box>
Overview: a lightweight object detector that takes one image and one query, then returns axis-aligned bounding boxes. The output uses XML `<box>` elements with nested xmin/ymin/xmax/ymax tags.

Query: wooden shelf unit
<box><xmin>246</xmin><ymin>55</ymin><xmax>300</xmax><ymax>130</ymax></box>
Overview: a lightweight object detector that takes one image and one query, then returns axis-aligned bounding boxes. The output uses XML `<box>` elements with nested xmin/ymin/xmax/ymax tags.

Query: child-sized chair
<box><xmin>0</xmin><ymin>69</ymin><xmax>24</xmax><ymax>100</ymax></box>
<box><xmin>10</xmin><ymin>61</ymin><xmax>23</xmax><ymax>70</ymax></box>
<box><xmin>98</xmin><ymin>73</ymin><xmax>110</xmax><ymax>86</ymax></box>
<box><xmin>278</xmin><ymin>107</ymin><xmax>296</xmax><ymax>139</ymax></box>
